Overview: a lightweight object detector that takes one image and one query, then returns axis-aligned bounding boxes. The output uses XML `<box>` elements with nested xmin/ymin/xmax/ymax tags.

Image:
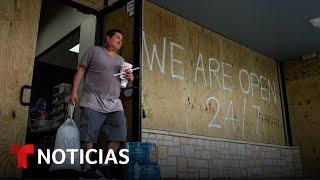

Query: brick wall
<box><xmin>142</xmin><ymin>129</ymin><xmax>303</xmax><ymax>179</ymax></box>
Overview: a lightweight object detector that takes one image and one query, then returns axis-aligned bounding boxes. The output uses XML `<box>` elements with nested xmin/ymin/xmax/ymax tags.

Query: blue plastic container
<box><xmin>124</xmin><ymin>142</ymin><xmax>158</xmax><ymax>164</ymax></box>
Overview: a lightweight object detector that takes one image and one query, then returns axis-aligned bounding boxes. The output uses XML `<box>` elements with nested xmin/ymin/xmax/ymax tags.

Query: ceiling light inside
<box><xmin>69</xmin><ymin>44</ymin><xmax>80</xmax><ymax>53</ymax></box>
<box><xmin>310</xmin><ymin>17</ymin><xmax>320</xmax><ymax>29</ymax></box>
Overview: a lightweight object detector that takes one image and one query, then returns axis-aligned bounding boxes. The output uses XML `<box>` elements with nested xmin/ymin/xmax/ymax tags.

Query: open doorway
<box><xmin>24</xmin><ymin>28</ymin><xmax>80</xmax><ymax>177</ymax></box>
<box><xmin>23</xmin><ymin>0</ymin><xmax>137</xmax><ymax>178</ymax></box>
<box><xmin>23</xmin><ymin>0</ymin><xmax>87</xmax><ymax>177</ymax></box>
<box><xmin>28</xmin><ymin>27</ymin><xmax>79</xmax><ymax>134</ymax></box>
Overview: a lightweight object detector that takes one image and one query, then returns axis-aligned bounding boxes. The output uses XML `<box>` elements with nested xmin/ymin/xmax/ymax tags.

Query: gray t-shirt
<box><xmin>79</xmin><ymin>46</ymin><xmax>124</xmax><ymax>113</ymax></box>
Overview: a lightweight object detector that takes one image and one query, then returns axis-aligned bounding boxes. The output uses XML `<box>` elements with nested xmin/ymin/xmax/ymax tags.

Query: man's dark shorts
<box><xmin>79</xmin><ymin>107</ymin><xmax>127</xmax><ymax>143</ymax></box>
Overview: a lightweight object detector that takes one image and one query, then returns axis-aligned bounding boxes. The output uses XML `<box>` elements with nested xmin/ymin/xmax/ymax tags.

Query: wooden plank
<box><xmin>103</xmin><ymin>5</ymin><xmax>135</xmax><ymax>141</ymax></box>
<box><xmin>142</xmin><ymin>0</ymin><xmax>187</xmax><ymax>133</ymax></box>
<box><xmin>284</xmin><ymin>57</ymin><xmax>320</xmax><ymax>81</ymax></box>
<box><xmin>142</xmin><ymin>1</ymin><xmax>284</xmax><ymax>145</ymax></box>
<box><xmin>0</xmin><ymin>0</ymin><xmax>41</xmax><ymax>178</ymax></box>
<box><xmin>283</xmin><ymin>57</ymin><xmax>320</xmax><ymax>176</ymax></box>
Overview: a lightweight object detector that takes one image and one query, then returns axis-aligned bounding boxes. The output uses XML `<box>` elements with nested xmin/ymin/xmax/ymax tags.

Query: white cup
<box><xmin>120</xmin><ymin>62</ymin><xmax>133</xmax><ymax>88</ymax></box>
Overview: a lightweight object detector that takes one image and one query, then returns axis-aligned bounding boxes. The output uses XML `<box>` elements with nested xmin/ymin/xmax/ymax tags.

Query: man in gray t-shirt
<box><xmin>70</xmin><ymin>29</ymin><xmax>133</xmax><ymax>178</ymax></box>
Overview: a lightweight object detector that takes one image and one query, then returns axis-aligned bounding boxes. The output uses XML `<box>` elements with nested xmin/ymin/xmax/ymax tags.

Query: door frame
<box><xmin>65</xmin><ymin>0</ymin><xmax>142</xmax><ymax>141</ymax></box>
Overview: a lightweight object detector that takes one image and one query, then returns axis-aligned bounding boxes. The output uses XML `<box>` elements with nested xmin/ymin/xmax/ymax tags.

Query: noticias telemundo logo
<box><xmin>10</xmin><ymin>144</ymin><xmax>129</xmax><ymax>169</ymax></box>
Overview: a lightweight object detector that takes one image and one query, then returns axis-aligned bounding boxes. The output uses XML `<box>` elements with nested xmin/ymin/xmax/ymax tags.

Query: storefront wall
<box><xmin>141</xmin><ymin>1</ymin><xmax>302</xmax><ymax>178</ymax></box>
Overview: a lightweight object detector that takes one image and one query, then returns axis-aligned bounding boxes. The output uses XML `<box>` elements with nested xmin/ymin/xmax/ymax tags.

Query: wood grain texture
<box><xmin>142</xmin><ymin>1</ymin><xmax>284</xmax><ymax>145</ymax></box>
<box><xmin>284</xmin><ymin>57</ymin><xmax>320</xmax><ymax>176</ymax></box>
<box><xmin>0</xmin><ymin>0</ymin><xmax>41</xmax><ymax>178</ymax></box>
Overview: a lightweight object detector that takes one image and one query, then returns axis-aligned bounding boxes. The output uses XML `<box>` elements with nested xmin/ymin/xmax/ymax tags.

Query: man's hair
<box><xmin>105</xmin><ymin>29</ymin><xmax>123</xmax><ymax>38</ymax></box>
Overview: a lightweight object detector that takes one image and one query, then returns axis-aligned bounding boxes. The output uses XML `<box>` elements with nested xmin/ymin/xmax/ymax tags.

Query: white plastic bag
<box><xmin>49</xmin><ymin>104</ymin><xmax>81</xmax><ymax>171</ymax></box>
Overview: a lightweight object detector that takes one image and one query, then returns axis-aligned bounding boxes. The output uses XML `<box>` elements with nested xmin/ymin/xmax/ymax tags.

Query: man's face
<box><xmin>106</xmin><ymin>32</ymin><xmax>123</xmax><ymax>51</ymax></box>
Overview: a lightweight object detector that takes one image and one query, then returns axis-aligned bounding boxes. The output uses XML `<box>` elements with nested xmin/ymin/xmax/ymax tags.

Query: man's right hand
<box><xmin>70</xmin><ymin>66</ymin><xmax>86</xmax><ymax>105</ymax></box>
<box><xmin>69</xmin><ymin>92</ymin><xmax>78</xmax><ymax>105</ymax></box>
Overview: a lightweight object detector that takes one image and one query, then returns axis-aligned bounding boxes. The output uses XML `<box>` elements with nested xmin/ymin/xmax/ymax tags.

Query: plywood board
<box><xmin>142</xmin><ymin>1</ymin><xmax>284</xmax><ymax>145</ymax></box>
<box><xmin>284</xmin><ymin>57</ymin><xmax>320</xmax><ymax>176</ymax></box>
<box><xmin>0</xmin><ymin>0</ymin><xmax>41</xmax><ymax>177</ymax></box>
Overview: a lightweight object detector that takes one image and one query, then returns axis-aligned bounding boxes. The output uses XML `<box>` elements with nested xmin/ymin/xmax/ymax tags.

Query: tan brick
<box><xmin>165</xmin><ymin>135</ymin><xmax>173</xmax><ymax>141</ymax></box>
<box><xmin>182</xmin><ymin>145</ymin><xmax>194</xmax><ymax>157</ymax></box>
<box><xmin>168</xmin><ymin>146</ymin><xmax>180</xmax><ymax>156</ymax></box>
<box><xmin>188</xmin><ymin>158</ymin><xmax>194</xmax><ymax>168</ymax></box>
<box><xmin>199</xmin><ymin>168</ymin><xmax>209</xmax><ymax>178</ymax></box>
<box><xmin>212</xmin><ymin>151</ymin><xmax>222</xmax><ymax>159</ymax></box>
<box><xmin>209</xmin><ymin>142</ymin><xmax>217</xmax><ymax>150</ymax></box>
<box><xmin>194</xmin><ymin>159</ymin><xmax>209</xmax><ymax>168</ymax></box>
<box><xmin>204</xmin><ymin>142</ymin><xmax>210</xmax><ymax>150</ymax></box>
<box><xmin>181</xmin><ymin>137</ymin><xmax>188</xmax><ymax>144</ymax></box>
<box><xmin>160</xmin><ymin>166</ymin><xmax>176</xmax><ymax>178</ymax></box>
<box><xmin>173</xmin><ymin>137</ymin><xmax>180</xmax><ymax>146</ymax></box>
<box><xmin>142</xmin><ymin>133</ymin><xmax>148</xmax><ymax>139</ymax></box>
<box><xmin>202</xmin><ymin>150</ymin><xmax>211</xmax><ymax>159</ymax></box>
<box><xmin>194</xmin><ymin>146</ymin><xmax>203</xmax><ymax>150</ymax></box>
<box><xmin>177</xmin><ymin>157</ymin><xmax>188</xmax><ymax>172</ymax></box>
<box><xmin>219</xmin><ymin>142</ymin><xmax>225</xmax><ymax>149</ymax></box>
<box><xmin>159</xmin><ymin>159</ymin><xmax>167</xmax><ymax>166</ymax></box>
<box><xmin>195</xmin><ymin>149</ymin><xmax>202</xmax><ymax>158</ymax></box>
<box><xmin>177</xmin><ymin>172</ymin><xmax>189</xmax><ymax>178</ymax></box>
<box><xmin>187</xmin><ymin>167</ymin><xmax>198</xmax><ymax>173</ymax></box>
<box><xmin>158</xmin><ymin>145</ymin><xmax>168</xmax><ymax>159</ymax></box>
<box><xmin>197</xmin><ymin>139</ymin><xmax>204</xmax><ymax>146</ymax></box>
<box><xmin>163</xmin><ymin>140</ymin><xmax>173</xmax><ymax>146</ymax></box>
<box><xmin>155</xmin><ymin>134</ymin><xmax>164</xmax><ymax>140</ymax></box>
<box><xmin>209</xmin><ymin>169</ymin><xmax>218</xmax><ymax>178</ymax></box>
<box><xmin>189</xmin><ymin>139</ymin><xmax>198</xmax><ymax>145</ymax></box>
<box><xmin>168</xmin><ymin>156</ymin><xmax>177</xmax><ymax>166</ymax></box>
<box><xmin>148</xmin><ymin>134</ymin><xmax>156</xmax><ymax>139</ymax></box>
<box><xmin>230</xmin><ymin>143</ymin><xmax>236</xmax><ymax>153</ymax></box>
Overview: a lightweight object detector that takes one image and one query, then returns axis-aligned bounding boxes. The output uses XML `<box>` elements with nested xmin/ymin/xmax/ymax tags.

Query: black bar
<box><xmin>278</xmin><ymin>62</ymin><xmax>293</xmax><ymax>146</ymax></box>
<box><xmin>60</xmin><ymin>0</ymin><xmax>99</xmax><ymax>15</ymax></box>
<box><xmin>95</xmin><ymin>14</ymin><xmax>104</xmax><ymax>46</ymax></box>
<box><xmin>132</xmin><ymin>0</ymin><xmax>142</xmax><ymax>142</ymax></box>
